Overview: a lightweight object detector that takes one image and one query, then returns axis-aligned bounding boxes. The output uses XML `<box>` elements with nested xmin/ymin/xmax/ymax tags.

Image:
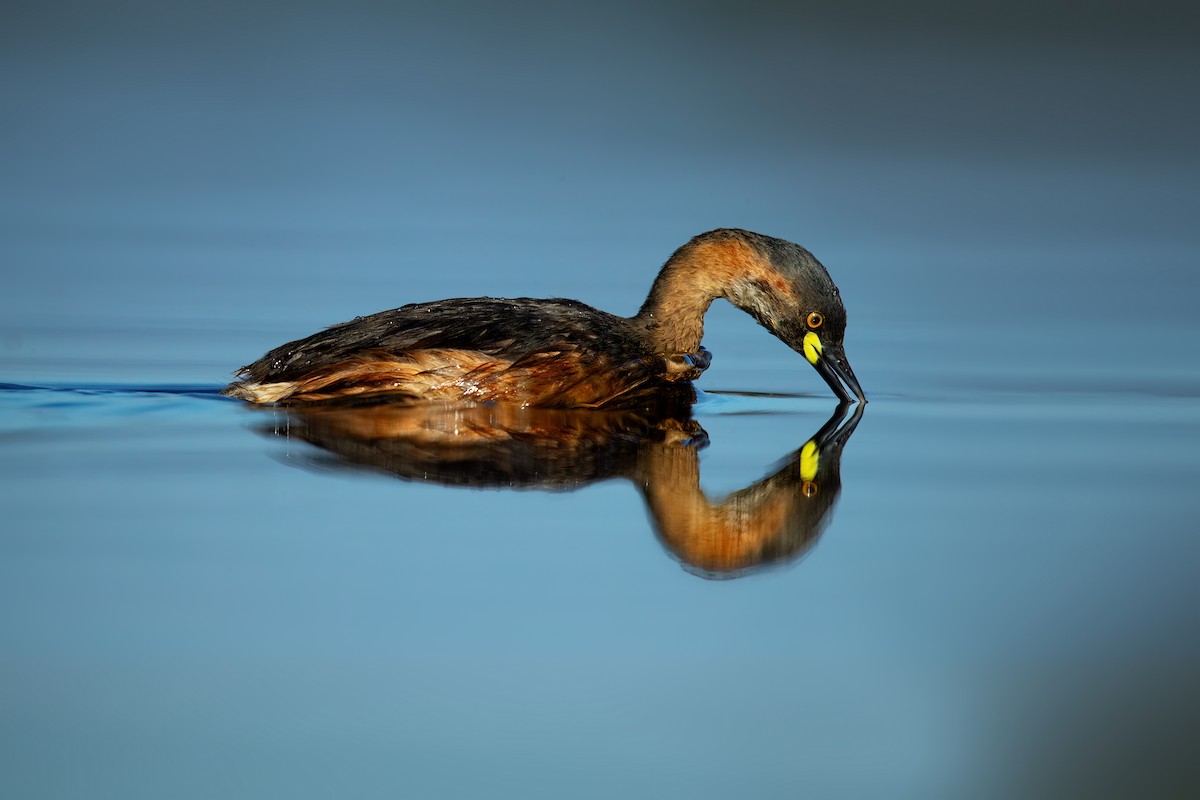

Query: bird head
<box><xmin>722</xmin><ymin>231</ymin><xmax>867</xmax><ymax>403</ymax></box>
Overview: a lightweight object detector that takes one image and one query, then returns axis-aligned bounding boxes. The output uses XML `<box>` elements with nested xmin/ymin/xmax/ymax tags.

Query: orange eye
<box><xmin>807</xmin><ymin>312</ymin><xmax>823</xmax><ymax>329</ymax></box>
<box><xmin>802</xmin><ymin>481</ymin><xmax>819</xmax><ymax>497</ymax></box>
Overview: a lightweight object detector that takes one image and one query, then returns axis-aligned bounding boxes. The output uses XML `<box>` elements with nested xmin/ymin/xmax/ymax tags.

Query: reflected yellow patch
<box><xmin>802</xmin><ymin>331</ymin><xmax>822</xmax><ymax>365</ymax></box>
<box><xmin>800</xmin><ymin>439</ymin><xmax>819</xmax><ymax>481</ymax></box>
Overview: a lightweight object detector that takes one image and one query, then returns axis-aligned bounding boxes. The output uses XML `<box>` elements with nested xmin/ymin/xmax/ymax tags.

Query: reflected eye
<box><xmin>802</xmin><ymin>481</ymin><xmax>819</xmax><ymax>498</ymax></box>
<box><xmin>807</xmin><ymin>311</ymin><xmax>824</xmax><ymax>329</ymax></box>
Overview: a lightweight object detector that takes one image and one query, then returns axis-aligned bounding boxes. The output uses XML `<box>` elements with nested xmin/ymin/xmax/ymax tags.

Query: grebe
<box><xmin>223</xmin><ymin>228</ymin><xmax>865</xmax><ymax>407</ymax></box>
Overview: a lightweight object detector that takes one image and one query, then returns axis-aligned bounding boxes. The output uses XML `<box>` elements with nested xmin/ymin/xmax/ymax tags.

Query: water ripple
<box><xmin>0</xmin><ymin>383</ymin><xmax>233</xmax><ymax>434</ymax></box>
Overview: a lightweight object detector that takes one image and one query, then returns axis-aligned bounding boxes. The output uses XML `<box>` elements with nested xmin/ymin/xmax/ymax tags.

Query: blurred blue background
<box><xmin>4</xmin><ymin>0</ymin><xmax>1196</xmax><ymax>387</ymax></box>
<box><xmin>2</xmin><ymin>2</ymin><xmax>1198</xmax><ymax>798</ymax></box>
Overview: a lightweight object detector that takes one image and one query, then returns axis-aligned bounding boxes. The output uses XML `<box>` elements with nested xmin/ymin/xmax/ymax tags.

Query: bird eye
<box><xmin>807</xmin><ymin>312</ymin><xmax>823</xmax><ymax>329</ymax></box>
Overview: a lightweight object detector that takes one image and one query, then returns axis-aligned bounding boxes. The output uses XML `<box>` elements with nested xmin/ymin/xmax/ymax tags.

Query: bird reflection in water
<box><xmin>259</xmin><ymin>399</ymin><xmax>863</xmax><ymax>579</ymax></box>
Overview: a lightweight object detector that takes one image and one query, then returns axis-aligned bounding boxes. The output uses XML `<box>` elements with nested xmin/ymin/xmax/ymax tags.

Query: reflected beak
<box><xmin>813</xmin><ymin>345</ymin><xmax>866</xmax><ymax>404</ymax></box>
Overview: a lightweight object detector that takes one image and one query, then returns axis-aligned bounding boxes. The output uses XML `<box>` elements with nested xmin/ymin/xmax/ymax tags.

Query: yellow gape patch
<box><xmin>802</xmin><ymin>331</ymin><xmax>822</xmax><ymax>365</ymax></box>
<box><xmin>800</xmin><ymin>439</ymin><xmax>820</xmax><ymax>482</ymax></box>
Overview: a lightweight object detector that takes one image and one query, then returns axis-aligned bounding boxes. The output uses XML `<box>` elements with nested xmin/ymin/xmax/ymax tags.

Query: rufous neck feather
<box><xmin>635</xmin><ymin>237</ymin><xmax>775</xmax><ymax>353</ymax></box>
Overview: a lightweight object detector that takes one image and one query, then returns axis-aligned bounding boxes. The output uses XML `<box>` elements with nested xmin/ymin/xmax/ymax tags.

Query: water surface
<box><xmin>3</xmin><ymin>333</ymin><xmax>1196</xmax><ymax>799</ymax></box>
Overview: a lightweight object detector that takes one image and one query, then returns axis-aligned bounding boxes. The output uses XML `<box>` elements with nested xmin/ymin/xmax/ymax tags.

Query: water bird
<box><xmin>223</xmin><ymin>228</ymin><xmax>865</xmax><ymax>407</ymax></box>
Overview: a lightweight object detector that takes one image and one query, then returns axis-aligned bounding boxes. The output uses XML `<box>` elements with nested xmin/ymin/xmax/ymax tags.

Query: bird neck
<box><xmin>634</xmin><ymin>236</ymin><xmax>767</xmax><ymax>353</ymax></box>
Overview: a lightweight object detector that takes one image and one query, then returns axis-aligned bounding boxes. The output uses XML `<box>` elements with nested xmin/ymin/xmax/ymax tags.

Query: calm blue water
<box><xmin>3</xmin><ymin>4</ymin><xmax>1198</xmax><ymax>799</ymax></box>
